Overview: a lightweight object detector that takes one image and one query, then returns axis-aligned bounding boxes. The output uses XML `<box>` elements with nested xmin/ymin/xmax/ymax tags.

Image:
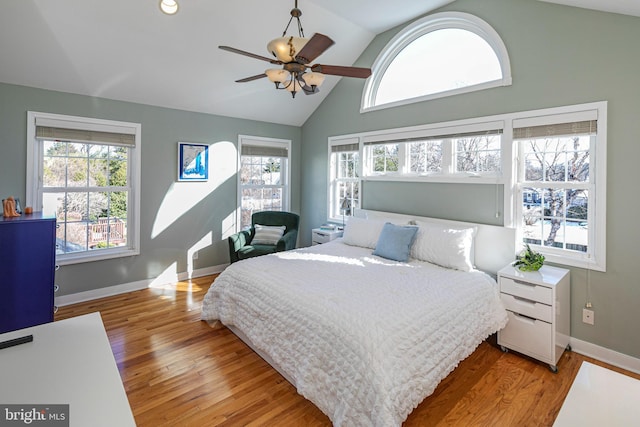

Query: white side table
<box><xmin>0</xmin><ymin>312</ymin><xmax>136</xmax><ymax>426</ymax></box>
<box><xmin>497</xmin><ymin>264</ymin><xmax>570</xmax><ymax>372</ymax></box>
<box><xmin>311</xmin><ymin>228</ymin><xmax>343</xmax><ymax>245</ymax></box>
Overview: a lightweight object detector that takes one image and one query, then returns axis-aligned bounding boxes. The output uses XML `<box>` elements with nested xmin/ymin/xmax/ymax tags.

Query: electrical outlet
<box><xmin>583</xmin><ymin>308</ymin><xmax>595</xmax><ymax>325</ymax></box>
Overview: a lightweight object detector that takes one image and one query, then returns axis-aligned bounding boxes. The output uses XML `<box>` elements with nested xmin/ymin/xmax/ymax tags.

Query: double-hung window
<box><xmin>238</xmin><ymin>135</ymin><xmax>291</xmax><ymax>230</ymax></box>
<box><xmin>328</xmin><ymin>139</ymin><xmax>360</xmax><ymax>222</ymax></box>
<box><xmin>26</xmin><ymin>112</ymin><xmax>141</xmax><ymax>265</ymax></box>
<box><xmin>513</xmin><ymin>106</ymin><xmax>606</xmax><ymax>271</ymax></box>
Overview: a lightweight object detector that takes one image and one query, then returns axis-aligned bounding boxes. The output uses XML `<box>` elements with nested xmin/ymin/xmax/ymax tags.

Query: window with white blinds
<box><xmin>326</xmin><ymin>101</ymin><xmax>607</xmax><ymax>270</ymax></box>
<box><xmin>514</xmin><ymin>107</ymin><xmax>606</xmax><ymax>271</ymax></box>
<box><xmin>363</xmin><ymin>126</ymin><xmax>503</xmax><ymax>177</ymax></box>
<box><xmin>328</xmin><ymin>139</ymin><xmax>360</xmax><ymax>222</ymax></box>
<box><xmin>238</xmin><ymin>135</ymin><xmax>291</xmax><ymax>230</ymax></box>
<box><xmin>26</xmin><ymin>111</ymin><xmax>141</xmax><ymax>265</ymax></box>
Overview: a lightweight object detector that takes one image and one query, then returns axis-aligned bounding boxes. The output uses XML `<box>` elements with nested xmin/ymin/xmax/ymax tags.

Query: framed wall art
<box><xmin>178</xmin><ymin>142</ymin><xmax>209</xmax><ymax>181</ymax></box>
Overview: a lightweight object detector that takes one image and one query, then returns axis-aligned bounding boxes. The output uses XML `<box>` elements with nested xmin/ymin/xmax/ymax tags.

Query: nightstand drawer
<box><xmin>500</xmin><ymin>310</ymin><xmax>553</xmax><ymax>361</ymax></box>
<box><xmin>500</xmin><ymin>277</ymin><xmax>553</xmax><ymax>305</ymax></box>
<box><xmin>312</xmin><ymin>231</ymin><xmax>333</xmax><ymax>244</ymax></box>
<box><xmin>311</xmin><ymin>228</ymin><xmax>343</xmax><ymax>245</ymax></box>
<box><xmin>501</xmin><ymin>293</ymin><xmax>553</xmax><ymax>323</ymax></box>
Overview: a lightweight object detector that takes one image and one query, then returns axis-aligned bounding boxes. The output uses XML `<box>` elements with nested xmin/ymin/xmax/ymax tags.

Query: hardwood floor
<box><xmin>56</xmin><ymin>275</ymin><xmax>639</xmax><ymax>426</ymax></box>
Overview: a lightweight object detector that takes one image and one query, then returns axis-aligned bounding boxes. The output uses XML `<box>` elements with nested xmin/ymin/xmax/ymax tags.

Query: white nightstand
<box><xmin>311</xmin><ymin>228</ymin><xmax>343</xmax><ymax>245</ymax></box>
<box><xmin>497</xmin><ymin>264</ymin><xmax>570</xmax><ymax>372</ymax></box>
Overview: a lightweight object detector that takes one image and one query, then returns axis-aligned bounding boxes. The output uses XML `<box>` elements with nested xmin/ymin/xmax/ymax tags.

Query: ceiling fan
<box><xmin>219</xmin><ymin>0</ymin><xmax>372</xmax><ymax>98</ymax></box>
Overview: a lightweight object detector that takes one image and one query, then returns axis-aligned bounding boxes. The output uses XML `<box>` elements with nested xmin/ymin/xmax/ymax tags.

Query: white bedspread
<box><xmin>201</xmin><ymin>240</ymin><xmax>507</xmax><ymax>426</ymax></box>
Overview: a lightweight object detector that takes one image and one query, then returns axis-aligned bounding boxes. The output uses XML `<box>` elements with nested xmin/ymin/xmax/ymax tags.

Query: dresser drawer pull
<box><xmin>513</xmin><ymin>295</ymin><xmax>537</xmax><ymax>306</ymax></box>
<box><xmin>53</xmin><ymin>305</ymin><xmax>59</xmax><ymax>314</ymax></box>
<box><xmin>54</xmin><ymin>284</ymin><xmax>59</xmax><ymax>292</ymax></box>
<box><xmin>513</xmin><ymin>312</ymin><xmax>537</xmax><ymax>323</ymax></box>
<box><xmin>513</xmin><ymin>279</ymin><xmax>536</xmax><ymax>287</ymax></box>
<box><xmin>55</xmin><ymin>264</ymin><xmax>60</xmax><ymax>271</ymax></box>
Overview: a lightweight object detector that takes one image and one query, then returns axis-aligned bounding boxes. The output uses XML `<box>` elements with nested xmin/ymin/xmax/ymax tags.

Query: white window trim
<box><xmin>359</xmin><ymin>118</ymin><xmax>506</xmax><ymax>183</ymax></box>
<box><xmin>327</xmin><ymin>137</ymin><xmax>361</xmax><ymax>223</ymax></box>
<box><xmin>361</xmin><ymin>11</ymin><xmax>512</xmax><ymax>113</ymax></box>
<box><xmin>509</xmin><ymin>102</ymin><xmax>607</xmax><ymax>272</ymax></box>
<box><xmin>237</xmin><ymin>135</ymin><xmax>292</xmax><ymax>231</ymax></box>
<box><xmin>330</xmin><ymin>101</ymin><xmax>607</xmax><ymax>271</ymax></box>
<box><xmin>26</xmin><ymin>111</ymin><xmax>141</xmax><ymax>265</ymax></box>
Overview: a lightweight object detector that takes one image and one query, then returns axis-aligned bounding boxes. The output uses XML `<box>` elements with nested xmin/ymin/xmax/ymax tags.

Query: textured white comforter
<box><xmin>201</xmin><ymin>240</ymin><xmax>507</xmax><ymax>426</ymax></box>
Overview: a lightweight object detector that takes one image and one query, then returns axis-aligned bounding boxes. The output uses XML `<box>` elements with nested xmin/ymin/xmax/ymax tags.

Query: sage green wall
<box><xmin>301</xmin><ymin>0</ymin><xmax>640</xmax><ymax>359</ymax></box>
<box><xmin>0</xmin><ymin>82</ymin><xmax>301</xmax><ymax>296</ymax></box>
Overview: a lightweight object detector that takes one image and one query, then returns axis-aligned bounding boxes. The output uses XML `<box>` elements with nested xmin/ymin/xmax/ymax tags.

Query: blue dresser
<box><xmin>0</xmin><ymin>212</ymin><xmax>56</xmax><ymax>333</ymax></box>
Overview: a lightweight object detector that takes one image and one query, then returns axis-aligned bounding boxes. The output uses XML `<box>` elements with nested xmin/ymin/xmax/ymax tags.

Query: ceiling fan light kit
<box><xmin>267</xmin><ymin>37</ymin><xmax>308</xmax><ymax>63</ymax></box>
<box><xmin>265</xmin><ymin>69</ymin><xmax>291</xmax><ymax>84</ymax></box>
<box><xmin>219</xmin><ymin>0</ymin><xmax>372</xmax><ymax>99</ymax></box>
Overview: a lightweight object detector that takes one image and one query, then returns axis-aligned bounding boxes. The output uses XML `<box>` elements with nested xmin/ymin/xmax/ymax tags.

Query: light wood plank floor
<box><xmin>56</xmin><ymin>275</ymin><xmax>640</xmax><ymax>426</ymax></box>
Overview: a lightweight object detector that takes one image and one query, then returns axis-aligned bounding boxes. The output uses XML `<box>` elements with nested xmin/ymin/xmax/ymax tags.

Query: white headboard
<box><xmin>355</xmin><ymin>209</ymin><xmax>516</xmax><ymax>276</ymax></box>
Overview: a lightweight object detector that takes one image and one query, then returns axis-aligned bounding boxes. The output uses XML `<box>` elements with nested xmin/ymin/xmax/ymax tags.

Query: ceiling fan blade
<box><xmin>236</xmin><ymin>74</ymin><xmax>268</xmax><ymax>83</ymax></box>
<box><xmin>219</xmin><ymin>46</ymin><xmax>282</xmax><ymax>65</ymax></box>
<box><xmin>311</xmin><ymin>64</ymin><xmax>372</xmax><ymax>79</ymax></box>
<box><xmin>295</xmin><ymin>33</ymin><xmax>335</xmax><ymax>64</ymax></box>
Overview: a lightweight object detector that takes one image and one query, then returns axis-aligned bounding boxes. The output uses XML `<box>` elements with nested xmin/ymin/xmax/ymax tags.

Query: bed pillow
<box><xmin>342</xmin><ymin>217</ymin><xmax>387</xmax><ymax>249</ymax></box>
<box><xmin>252</xmin><ymin>224</ymin><xmax>286</xmax><ymax>245</ymax></box>
<box><xmin>411</xmin><ymin>221</ymin><xmax>476</xmax><ymax>271</ymax></box>
<box><xmin>372</xmin><ymin>223</ymin><xmax>419</xmax><ymax>262</ymax></box>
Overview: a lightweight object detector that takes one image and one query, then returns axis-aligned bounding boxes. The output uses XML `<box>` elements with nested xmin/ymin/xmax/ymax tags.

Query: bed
<box><xmin>201</xmin><ymin>210</ymin><xmax>515</xmax><ymax>426</ymax></box>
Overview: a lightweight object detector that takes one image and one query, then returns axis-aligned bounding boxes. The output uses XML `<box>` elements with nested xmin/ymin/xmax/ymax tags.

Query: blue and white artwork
<box><xmin>178</xmin><ymin>142</ymin><xmax>209</xmax><ymax>181</ymax></box>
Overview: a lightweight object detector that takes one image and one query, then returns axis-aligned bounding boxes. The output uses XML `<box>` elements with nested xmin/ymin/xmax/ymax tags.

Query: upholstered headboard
<box><xmin>354</xmin><ymin>209</ymin><xmax>516</xmax><ymax>276</ymax></box>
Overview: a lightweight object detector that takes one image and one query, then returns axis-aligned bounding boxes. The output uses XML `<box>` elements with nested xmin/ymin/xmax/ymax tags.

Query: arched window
<box><xmin>362</xmin><ymin>12</ymin><xmax>512</xmax><ymax>112</ymax></box>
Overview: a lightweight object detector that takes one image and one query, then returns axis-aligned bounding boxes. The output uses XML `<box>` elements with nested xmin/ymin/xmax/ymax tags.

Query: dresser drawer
<box><xmin>500</xmin><ymin>310</ymin><xmax>553</xmax><ymax>362</ymax></box>
<box><xmin>500</xmin><ymin>293</ymin><xmax>553</xmax><ymax>323</ymax></box>
<box><xmin>500</xmin><ymin>277</ymin><xmax>553</xmax><ymax>305</ymax></box>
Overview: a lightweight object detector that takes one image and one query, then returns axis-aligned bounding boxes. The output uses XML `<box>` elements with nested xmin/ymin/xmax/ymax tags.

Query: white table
<box><xmin>0</xmin><ymin>312</ymin><xmax>136</xmax><ymax>426</ymax></box>
<box><xmin>553</xmin><ymin>361</ymin><xmax>640</xmax><ymax>426</ymax></box>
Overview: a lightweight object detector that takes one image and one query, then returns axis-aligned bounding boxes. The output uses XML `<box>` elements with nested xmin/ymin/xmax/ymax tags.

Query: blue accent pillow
<box><xmin>372</xmin><ymin>223</ymin><xmax>419</xmax><ymax>262</ymax></box>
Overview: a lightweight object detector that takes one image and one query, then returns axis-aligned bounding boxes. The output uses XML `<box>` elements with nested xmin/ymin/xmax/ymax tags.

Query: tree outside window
<box><xmin>519</xmin><ymin>135</ymin><xmax>591</xmax><ymax>253</ymax></box>
<box><xmin>42</xmin><ymin>140</ymin><xmax>130</xmax><ymax>253</ymax></box>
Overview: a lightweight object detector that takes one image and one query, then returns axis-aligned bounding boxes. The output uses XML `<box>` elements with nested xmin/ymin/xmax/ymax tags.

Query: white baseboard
<box><xmin>570</xmin><ymin>337</ymin><xmax>640</xmax><ymax>375</ymax></box>
<box><xmin>55</xmin><ymin>263</ymin><xmax>228</xmax><ymax>307</ymax></box>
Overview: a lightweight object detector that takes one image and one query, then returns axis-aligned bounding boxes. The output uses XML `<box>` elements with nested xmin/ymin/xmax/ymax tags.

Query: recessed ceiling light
<box><xmin>159</xmin><ymin>0</ymin><xmax>179</xmax><ymax>15</ymax></box>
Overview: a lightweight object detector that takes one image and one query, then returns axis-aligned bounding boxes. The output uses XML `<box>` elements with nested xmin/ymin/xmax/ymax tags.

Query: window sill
<box><xmin>56</xmin><ymin>248</ymin><xmax>139</xmax><ymax>266</ymax></box>
<box><xmin>362</xmin><ymin>174</ymin><xmax>503</xmax><ymax>185</ymax></box>
<box><xmin>530</xmin><ymin>250</ymin><xmax>605</xmax><ymax>273</ymax></box>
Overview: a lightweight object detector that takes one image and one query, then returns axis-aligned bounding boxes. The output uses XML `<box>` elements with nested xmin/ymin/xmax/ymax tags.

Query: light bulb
<box><xmin>160</xmin><ymin>0</ymin><xmax>179</xmax><ymax>15</ymax></box>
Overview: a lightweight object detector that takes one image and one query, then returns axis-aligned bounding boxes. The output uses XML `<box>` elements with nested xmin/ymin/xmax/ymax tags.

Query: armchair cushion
<box><xmin>252</xmin><ymin>224</ymin><xmax>286</xmax><ymax>245</ymax></box>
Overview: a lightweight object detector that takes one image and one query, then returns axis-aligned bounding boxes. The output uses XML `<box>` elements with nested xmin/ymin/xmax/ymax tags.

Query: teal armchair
<box><xmin>228</xmin><ymin>211</ymin><xmax>300</xmax><ymax>263</ymax></box>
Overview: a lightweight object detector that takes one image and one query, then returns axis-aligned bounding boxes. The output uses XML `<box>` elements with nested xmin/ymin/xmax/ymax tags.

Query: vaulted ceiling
<box><xmin>0</xmin><ymin>1</ymin><xmax>638</xmax><ymax>126</ymax></box>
